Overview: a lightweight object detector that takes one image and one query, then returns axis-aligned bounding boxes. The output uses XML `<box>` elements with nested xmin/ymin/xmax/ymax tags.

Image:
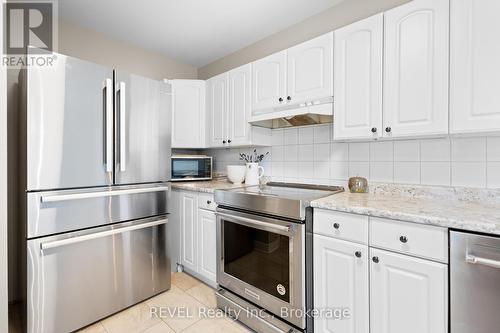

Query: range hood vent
<box><xmin>249</xmin><ymin>96</ymin><xmax>333</xmax><ymax>129</ymax></box>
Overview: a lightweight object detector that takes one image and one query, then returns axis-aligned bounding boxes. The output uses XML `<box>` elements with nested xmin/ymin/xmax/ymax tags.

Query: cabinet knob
<box><xmin>222</xmin><ymin>140</ymin><xmax>227</xmax><ymax>144</ymax></box>
<box><xmin>279</xmin><ymin>97</ymin><xmax>283</xmax><ymax>102</ymax></box>
<box><xmin>207</xmin><ymin>200</ymin><xmax>212</xmax><ymax>205</ymax></box>
<box><xmin>399</xmin><ymin>236</ymin><xmax>408</xmax><ymax>243</ymax></box>
<box><xmin>385</xmin><ymin>127</ymin><xmax>392</xmax><ymax>133</ymax></box>
<box><xmin>287</xmin><ymin>96</ymin><xmax>292</xmax><ymax>101</ymax></box>
<box><xmin>372</xmin><ymin>256</ymin><xmax>379</xmax><ymax>263</ymax></box>
<box><xmin>228</xmin><ymin>139</ymin><xmax>232</xmax><ymax>143</ymax></box>
<box><xmin>333</xmin><ymin>223</ymin><xmax>340</xmax><ymax>229</ymax></box>
<box><xmin>371</xmin><ymin>127</ymin><xmax>377</xmax><ymax>133</ymax></box>
<box><xmin>355</xmin><ymin>251</ymin><xmax>362</xmax><ymax>258</ymax></box>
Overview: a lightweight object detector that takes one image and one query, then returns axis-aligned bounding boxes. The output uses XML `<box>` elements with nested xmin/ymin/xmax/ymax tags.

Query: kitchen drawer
<box><xmin>314</xmin><ymin>209</ymin><xmax>369</xmax><ymax>244</ymax></box>
<box><xmin>370</xmin><ymin>217</ymin><xmax>448</xmax><ymax>263</ymax></box>
<box><xmin>198</xmin><ymin>193</ymin><xmax>216</xmax><ymax>211</ymax></box>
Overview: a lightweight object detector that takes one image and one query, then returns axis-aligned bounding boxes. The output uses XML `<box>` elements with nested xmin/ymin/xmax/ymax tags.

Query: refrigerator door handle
<box><xmin>40</xmin><ymin>185</ymin><xmax>169</xmax><ymax>203</ymax></box>
<box><xmin>40</xmin><ymin>218</ymin><xmax>168</xmax><ymax>251</ymax></box>
<box><xmin>118</xmin><ymin>81</ymin><xmax>127</xmax><ymax>172</ymax></box>
<box><xmin>104</xmin><ymin>78</ymin><xmax>113</xmax><ymax>173</ymax></box>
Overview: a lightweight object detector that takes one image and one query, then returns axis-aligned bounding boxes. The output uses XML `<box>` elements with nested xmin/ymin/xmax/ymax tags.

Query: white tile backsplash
<box><xmin>487</xmin><ymin>137</ymin><xmax>500</xmax><ymax>161</ymax></box>
<box><xmin>206</xmin><ymin>124</ymin><xmax>499</xmax><ymax>189</ymax></box>
<box><xmin>370</xmin><ymin>141</ymin><xmax>394</xmax><ymax>162</ymax></box>
<box><xmin>349</xmin><ymin>142</ymin><xmax>370</xmax><ymax>161</ymax></box>
<box><xmin>420</xmin><ymin>138</ymin><xmax>450</xmax><ymax>161</ymax></box>
<box><xmin>394</xmin><ymin>162</ymin><xmax>420</xmax><ymax>184</ymax></box>
<box><xmin>451</xmin><ymin>137</ymin><xmax>486</xmax><ymax>162</ymax></box>
<box><xmin>451</xmin><ymin>162</ymin><xmax>487</xmax><ymax>188</ymax></box>
<box><xmin>421</xmin><ymin>162</ymin><xmax>451</xmax><ymax>186</ymax></box>
<box><xmin>394</xmin><ymin>140</ymin><xmax>420</xmax><ymax>161</ymax></box>
<box><xmin>283</xmin><ymin>128</ymin><xmax>298</xmax><ymax>145</ymax></box>
<box><xmin>298</xmin><ymin>127</ymin><xmax>314</xmax><ymax>144</ymax></box>
<box><xmin>298</xmin><ymin>144</ymin><xmax>314</xmax><ymax>161</ymax></box>
<box><xmin>487</xmin><ymin>162</ymin><xmax>500</xmax><ymax>188</ymax></box>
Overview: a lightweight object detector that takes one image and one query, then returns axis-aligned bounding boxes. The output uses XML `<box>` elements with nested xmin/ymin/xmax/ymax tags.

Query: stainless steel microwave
<box><xmin>171</xmin><ymin>155</ymin><xmax>212</xmax><ymax>181</ymax></box>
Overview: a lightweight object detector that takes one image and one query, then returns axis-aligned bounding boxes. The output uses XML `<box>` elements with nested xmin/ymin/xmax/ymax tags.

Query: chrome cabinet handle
<box><xmin>103</xmin><ymin>78</ymin><xmax>113</xmax><ymax>173</ymax></box>
<box><xmin>372</xmin><ymin>256</ymin><xmax>379</xmax><ymax>263</ymax></box>
<box><xmin>41</xmin><ymin>186</ymin><xmax>169</xmax><ymax>203</ymax></box>
<box><xmin>355</xmin><ymin>251</ymin><xmax>362</xmax><ymax>258</ymax></box>
<box><xmin>466</xmin><ymin>254</ymin><xmax>500</xmax><ymax>269</ymax></box>
<box><xmin>399</xmin><ymin>236</ymin><xmax>408</xmax><ymax>243</ymax></box>
<box><xmin>371</xmin><ymin>127</ymin><xmax>377</xmax><ymax>133</ymax></box>
<box><xmin>40</xmin><ymin>218</ymin><xmax>168</xmax><ymax>251</ymax></box>
<box><xmin>333</xmin><ymin>223</ymin><xmax>340</xmax><ymax>229</ymax></box>
<box><xmin>216</xmin><ymin>212</ymin><xmax>291</xmax><ymax>233</ymax></box>
<box><xmin>118</xmin><ymin>81</ymin><xmax>127</xmax><ymax>172</ymax></box>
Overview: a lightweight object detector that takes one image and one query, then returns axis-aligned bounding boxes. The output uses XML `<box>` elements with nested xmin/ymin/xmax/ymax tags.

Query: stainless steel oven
<box><xmin>216</xmin><ymin>207</ymin><xmax>306</xmax><ymax>329</ymax></box>
<box><xmin>171</xmin><ymin>155</ymin><xmax>212</xmax><ymax>181</ymax></box>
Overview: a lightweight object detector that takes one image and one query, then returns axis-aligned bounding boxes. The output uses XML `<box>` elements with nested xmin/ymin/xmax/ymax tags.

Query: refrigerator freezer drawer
<box><xmin>27</xmin><ymin>184</ymin><xmax>169</xmax><ymax>238</ymax></box>
<box><xmin>27</xmin><ymin>216</ymin><xmax>170</xmax><ymax>333</ymax></box>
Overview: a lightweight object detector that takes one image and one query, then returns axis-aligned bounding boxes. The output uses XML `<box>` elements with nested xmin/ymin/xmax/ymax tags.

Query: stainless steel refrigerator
<box><xmin>19</xmin><ymin>49</ymin><xmax>172</xmax><ymax>333</ymax></box>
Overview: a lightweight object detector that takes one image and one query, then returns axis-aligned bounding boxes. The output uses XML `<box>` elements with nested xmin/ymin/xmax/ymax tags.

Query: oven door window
<box><xmin>223</xmin><ymin>220</ymin><xmax>290</xmax><ymax>302</ymax></box>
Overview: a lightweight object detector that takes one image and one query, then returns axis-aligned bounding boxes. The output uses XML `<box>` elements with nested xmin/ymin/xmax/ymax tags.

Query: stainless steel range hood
<box><xmin>249</xmin><ymin>96</ymin><xmax>333</xmax><ymax>129</ymax></box>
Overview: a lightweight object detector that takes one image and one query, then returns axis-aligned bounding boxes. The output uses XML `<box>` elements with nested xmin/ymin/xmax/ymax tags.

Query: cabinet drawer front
<box><xmin>314</xmin><ymin>209</ymin><xmax>369</xmax><ymax>244</ymax></box>
<box><xmin>198</xmin><ymin>193</ymin><xmax>216</xmax><ymax>211</ymax></box>
<box><xmin>370</xmin><ymin>217</ymin><xmax>448</xmax><ymax>262</ymax></box>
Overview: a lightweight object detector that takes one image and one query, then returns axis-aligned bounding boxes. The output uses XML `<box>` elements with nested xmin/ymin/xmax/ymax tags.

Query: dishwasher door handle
<box><xmin>466</xmin><ymin>254</ymin><xmax>500</xmax><ymax>269</ymax></box>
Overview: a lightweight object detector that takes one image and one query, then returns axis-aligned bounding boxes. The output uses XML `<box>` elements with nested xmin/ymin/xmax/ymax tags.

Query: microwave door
<box><xmin>25</xmin><ymin>51</ymin><xmax>114</xmax><ymax>191</ymax></box>
<box><xmin>114</xmin><ymin>71</ymin><xmax>171</xmax><ymax>185</ymax></box>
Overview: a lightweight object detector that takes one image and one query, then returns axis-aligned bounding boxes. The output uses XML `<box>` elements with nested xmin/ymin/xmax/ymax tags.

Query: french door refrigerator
<box><xmin>20</xmin><ymin>50</ymin><xmax>171</xmax><ymax>333</ymax></box>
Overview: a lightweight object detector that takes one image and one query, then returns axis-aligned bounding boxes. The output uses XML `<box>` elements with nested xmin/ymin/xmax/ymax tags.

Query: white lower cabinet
<box><xmin>180</xmin><ymin>191</ymin><xmax>198</xmax><ymax>272</ymax></box>
<box><xmin>314</xmin><ymin>234</ymin><xmax>369</xmax><ymax>333</ymax></box>
<box><xmin>177</xmin><ymin>190</ymin><xmax>217</xmax><ymax>286</ymax></box>
<box><xmin>313</xmin><ymin>210</ymin><xmax>448</xmax><ymax>333</ymax></box>
<box><xmin>370</xmin><ymin>248</ymin><xmax>448</xmax><ymax>333</ymax></box>
<box><xmin>197</xmin><ymin>209</ymin><xmax>217</xmax><ymax>283</ymax></box>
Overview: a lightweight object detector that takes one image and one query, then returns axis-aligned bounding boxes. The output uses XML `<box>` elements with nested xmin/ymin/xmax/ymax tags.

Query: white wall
<box><xmin>209</xmin><ymin>124</ymin><xmax>500</xmax><ymax>189</ymax></box>
<box><xmin>59</xmin><ymin>20</ymin><xmax>198</xmax><ymax>80</ymax></box>
<box><xmin>1</xmin><ymin>0</ymin><xmax>10</xmax><ymax>330</ymax></box>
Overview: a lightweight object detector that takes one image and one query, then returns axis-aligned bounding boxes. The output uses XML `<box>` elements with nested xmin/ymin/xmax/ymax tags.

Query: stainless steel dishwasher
<box><xmin>451</xmin><ymin>231</ymin><xmax>500</xmax><ymax>333</ymax></box>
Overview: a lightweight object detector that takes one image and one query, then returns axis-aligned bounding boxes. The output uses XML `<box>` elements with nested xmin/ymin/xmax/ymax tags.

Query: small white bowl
<box><xmin>227</xmin><ymin>165</ymin><xmax>246</xmax><ymax>185</ymax></box>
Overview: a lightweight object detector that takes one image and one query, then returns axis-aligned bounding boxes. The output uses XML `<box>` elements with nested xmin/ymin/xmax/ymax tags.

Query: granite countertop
<box><xmin>311</xmin><ymin>184</ymin><xmax>500</xmax><ymax>235</ymax></box>
<box><xmin>170</xmin><ymin>178</ymin><xmax>247</xmax><ymax>193</ymax></box>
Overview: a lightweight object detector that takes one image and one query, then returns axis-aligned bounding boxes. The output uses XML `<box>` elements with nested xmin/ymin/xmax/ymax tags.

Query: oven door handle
<box><xmin>216</xmin><ymin>212</ymin><xmax>292</xmax><ymax>233</ymax></box>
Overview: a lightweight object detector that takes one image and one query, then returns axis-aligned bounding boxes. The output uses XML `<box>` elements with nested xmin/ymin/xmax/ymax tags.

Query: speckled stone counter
<box><xmin>311</xmin><ymin>183</ymin><xmax>500</xmax><ymax>235</ymax></box>
<box><xmin>170</xmin><ymin>179</ymin><xmax>247</xmax><ymax>193</ymax></box>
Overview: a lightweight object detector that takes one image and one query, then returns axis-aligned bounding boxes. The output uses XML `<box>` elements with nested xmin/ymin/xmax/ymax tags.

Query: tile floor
<box><xmin>76</xmin><ymin>273</ymin><xmax>253</xmax><ymax>333</ymax></box>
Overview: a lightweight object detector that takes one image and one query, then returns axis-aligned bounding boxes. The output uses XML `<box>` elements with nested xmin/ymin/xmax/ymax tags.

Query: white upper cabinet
<box><xmin>252</xmin><ymin>51</ymin><xmax>287</xmax><ymax>112</ymax></box>
<box><xmin>207</xmin><ymin>73</ymin><xmax>228</xmax><ymax>147</ymax></box>
<box><xmin>314</xmin><ymin>235</ymin><xmax>369</xmax><ymax>333</ymax></box>
<box><xmin>383</xmin><ymin>0</ymin><xmax>450</xmax><ymax>138</ymax></box>
<box><xmin>228</xmin><ymin>64</ymin><xmax>252</xmax><ymax>146</ymax></box>
<box><xmin>287</xmin><ymin>32</ymin><xmax>333</xmax><ymax>104</ymax></box>
<box><xmin>334</xmin><ymin>14</ymin><xmax>384</xmax><ymax>141</ymax></box>
<box><xmin>370</xmin><ymin>248</ymin><xmax>448</xmax><ymax>333</ymax></box>
<box><xmin>171</xmin><ymin>80</ymin><xmax>206</xmax><ymax>148</ymax></box>
<box><xmin>450</xmin><ymin>0</ymin><xmax>500</xmax><ymax>134</ymax></box>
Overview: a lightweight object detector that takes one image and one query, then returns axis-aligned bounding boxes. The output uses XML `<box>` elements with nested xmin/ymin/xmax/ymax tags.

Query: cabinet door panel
<box><xmin>287</xmin><ymin>32</ymin><xmax>333</xmax><ymax>104</ymax></box>
<box><xmin>334</xmin><ymin>14</ymin><xmax>383</xmax><ymax>140</ymax></box>
<box><xmin>252</xmin><ymin>51</ymin><xmax>287</xmax><ymax>112</ymax></box>
<box><xmin>450</xmin><ymin>0</ymin><xmax>500</xmax><ymax>133</ymax></box>
<box><xmin>383</xmin><ymin>0</ymin><xmax>449</xmax><ymax>138</ymax></box>
<box><xmin>171</xmin><ymin>80</ymin><xmax>206</xmax><ymax>148</ymax></box>
<box><xmin>197</xmin><ymin>209</ymin><xmax>217</xmax><ymax>284</ymax></box>
<box><xmin>314</xmin><ymin>235</ymin><xmax>369</xmax><ymax>333</ymax></box>
<box><xmin>229</xmin><ymin>64</ymin><xmax>252</xmax><ymax>145</ymax></box>
<box><xmin>370</xmin><ymin>248</ymin><xmax>448</xmax><ymax>333</ymax></box>
<box><xmin>180</xmin><ymin>192</ymin><xmax>197</xmax><ymax>272</ymax></box>
<box><xmin>208</xmin><ymin>73</ymin><xmax>228</xmax><ymax>147</ymax></box>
